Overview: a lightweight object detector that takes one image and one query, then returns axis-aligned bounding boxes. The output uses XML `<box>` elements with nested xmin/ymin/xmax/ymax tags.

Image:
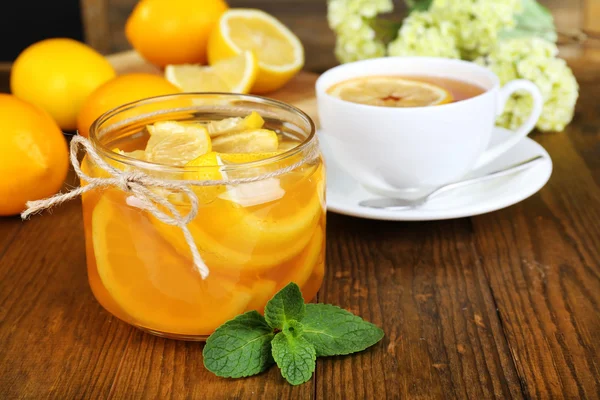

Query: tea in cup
<box><xmin>316</xmin><ymin>57</ymin><xmax>543</xmax><ymax>198</ymax></box>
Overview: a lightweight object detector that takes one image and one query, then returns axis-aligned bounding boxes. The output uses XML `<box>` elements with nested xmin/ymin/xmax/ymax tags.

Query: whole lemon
<box><xmin>10</xmin><ymin>38</ymin><xmax>116</xmax><ymax>131</ymax></box>
<box><xmin>0</xmin><ymin>95</ymin><xmax>69</xmax><ymax>216</ymax></box>
<box><xmin>77</xmin><ymin>73</ymin><xmax>181</xmax><ymax>138</ymax></box>
<box><xmin>125</xmin><ymin>0</ymin><xmax>228</xmax><ymax>67</ymax></box>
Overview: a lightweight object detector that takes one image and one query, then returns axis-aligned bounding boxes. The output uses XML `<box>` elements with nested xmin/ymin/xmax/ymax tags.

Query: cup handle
<box><xmin>473</xmin><ymin>79</ymin><xmax>544</xmax><ymax>169</ymax></box>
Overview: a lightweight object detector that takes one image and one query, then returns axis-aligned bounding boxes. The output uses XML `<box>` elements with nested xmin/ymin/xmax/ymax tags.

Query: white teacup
<box><xmin>315</xmin><ymin>57</ymin><xmax>544</xmax><ymax>198</ymax></box>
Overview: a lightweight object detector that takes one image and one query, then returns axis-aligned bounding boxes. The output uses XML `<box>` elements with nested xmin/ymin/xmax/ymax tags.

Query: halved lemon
<box><xmin>92</xmin><ymin>192</ymin><xmax>253</xmax><ymax>335</ymax></box>
<box><xmin>165</xmin><ymin>51</ymin><xmax>258</xmax><ymax>94</ymax></box>
<box><xmin>212</xmin><ymin>128</ymin><xmax>279</xmax><ymax>153</ymax></box>
<box><xmin>208</xmin><ymin>9</ymin><xmax>304</xmax><ymax>93</ymax></box>
<box><xmin>145</xmin><ymin>121</ymin><xmax>211</xmax><ymax>165</ymax></box>
<box><xmin>327</xmin><ymin>76</ymin><xmax>453</xmax><ymax>107</ymax></box>
<box><xmin>206</xmin><ymin>111</ymin><xmax>264</xmax><ymax>137</ymax></box>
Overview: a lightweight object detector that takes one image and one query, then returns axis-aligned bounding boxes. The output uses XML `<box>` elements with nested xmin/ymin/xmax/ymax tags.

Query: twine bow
<box><xmin>21</xmin><ymin>134</ymin><xmax>319</xmax><ymax>279</ymax></box>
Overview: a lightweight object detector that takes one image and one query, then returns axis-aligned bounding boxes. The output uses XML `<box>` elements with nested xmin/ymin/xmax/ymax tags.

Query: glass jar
<box><xmin>82</xmin><ymin>93</ymin><xmax>326</xmax><ymax>340</ymax></box>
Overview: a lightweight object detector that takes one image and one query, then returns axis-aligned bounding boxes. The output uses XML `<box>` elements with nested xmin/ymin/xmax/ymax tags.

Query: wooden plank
<box><xmin>80</xmin><ymin>0</ymin><xmax>112</xmax><ymax>54</ymax></box>
<box><xmin>106</xmin><ymin>50</ymin><xmax>162</xmax><ymax>75</ymax></box>
<box><xmin>0</xmin><ymin>218</ymin><xmax>22</xmax><ymax>260</ymax></box>
<box><xmin>0</xmin><ymin>171</ymin><xmax>127</xmax><ymax>399</ymax></box>
<box><xmin>105</xmin><ymin>330</ymin><xmax>313</xmax><ymax>399</ymax></box>
<box><xmin>566</xmin><ymin>57</ymin><xmax>600</xmax><ymax>184</ymax></box>
<box><xmin>471</xmin><ymin>127</ymin><xmax>600</xmax><ymax>398</ymax></box>
<box><xmin>469</xmin><ymin>56</ymin><xmax>600</xmax><ymax>399</ymax></box>
<box><xmin>542</xmin><ymin>0</ymin><xmax>582</xmax><ymax>33</ymax></box>
<box><xmin>317</xmin><ymin>216</ymin><xmax>524</xmax><ymax>399</ymax></box>
<box><xmin>584</xmin><ymin>0</ymin><xmax>600</xmax><ymax>33</ymax></box>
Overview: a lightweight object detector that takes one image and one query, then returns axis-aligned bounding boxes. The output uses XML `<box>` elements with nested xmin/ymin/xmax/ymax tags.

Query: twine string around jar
<box><xmin>21</xmin><ymin>134</ymin><xmax>320</xmax><ymax>279</ymax></box>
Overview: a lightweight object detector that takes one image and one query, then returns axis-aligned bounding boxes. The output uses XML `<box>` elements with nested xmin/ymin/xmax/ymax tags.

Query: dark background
<box><xmin>0</xmin><ymin>0</ymin><xmax>84</xmax><ymax>61</ymax></box>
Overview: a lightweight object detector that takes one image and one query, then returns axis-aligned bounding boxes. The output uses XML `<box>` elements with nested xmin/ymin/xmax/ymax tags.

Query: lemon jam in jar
<box><xmin>81</xmin><ymin>94</ymin><xmax>325</xmax><ymax>340</ymax></box>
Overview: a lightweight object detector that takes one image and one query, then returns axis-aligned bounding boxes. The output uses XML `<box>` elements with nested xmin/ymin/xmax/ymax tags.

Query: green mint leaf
<box><xmin>264</xmin><ymin>283</ymin><xmax>306</xmax><ymax>329</ymax></box>
<box><xmin>501</xmin><ymin>0</ymin><xmax>557</xmax><ymax>42</ymax></box>
<box><xmin>301</xmin><ymin>304</ymin><xmax>384</xmax><ymax>357</ymax></box>
<box><xmin>203</xmin><ymin>311</ymin><xmax>275</xmax><ymax>378</ymax></box>
<box><xmin>282</xmin><ymin>319</ymin><xmax>304</xmax><ymax>338</ymax></box>
<box><xmin>271</xmin><ymin>332</ymin><xmax>316</xmax><ymax>385</ymax></box>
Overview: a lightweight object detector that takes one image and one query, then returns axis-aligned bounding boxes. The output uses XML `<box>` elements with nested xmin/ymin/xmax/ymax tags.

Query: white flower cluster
<box><xmin>477</xmin><ymin>38</ymin><xmax>579</xmax><ymax>132</ymax></box>
<box><xmin>328</xmin><ymin>0</ymin><xmax>393</xmax><ymax>63</ymax></box>
<box><xmin>430</xmin><ymin>0</ymin><xmax>522</xmax><ymax>58</ymax></box>
<box><xmin>388</xmin><ymin>0</ymin><xmax>521</xmax><ymax>60</ymax></box>
<box><xmin>387</xmin><ymin>11</ymin><xmax>460</xmax><ymax>58</ymax></box>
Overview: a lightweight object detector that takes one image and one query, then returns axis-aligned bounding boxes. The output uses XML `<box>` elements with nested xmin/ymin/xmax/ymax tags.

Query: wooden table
<box><xmin>1</xmin><ymin>52</ymin><xmax>599</xmax><ymax>399</ymax></box>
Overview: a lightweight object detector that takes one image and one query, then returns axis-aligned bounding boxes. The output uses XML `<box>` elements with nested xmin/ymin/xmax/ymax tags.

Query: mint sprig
<box><xmin>203</xmin><ymin>311</ymin><xmax>274</xmax><ymax>378</ymax></box>
<box><xmin>203</xmin><ymin>283</ymin><xmax>384</xmax><ymax>385</ymax></box>
<box><xmin>272</xmin><ymin>332</ymin><xmax>316</xmax><ymax>385</ymax></box>
<box><xmin>302</xmin><ymin>304</ymin><xmax>384</xmax><ymax>356</ymax></box>
<box><xmin>264</xmin><ymin>282</ymin><xmax>305</xmax><ymax>329</ymax></box>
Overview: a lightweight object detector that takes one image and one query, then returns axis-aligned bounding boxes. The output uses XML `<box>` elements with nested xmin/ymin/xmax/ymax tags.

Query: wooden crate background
<box><xmin>82</xmin><ymin>0</ymin><xmax>599</xmax><ymax>72</ymax></box>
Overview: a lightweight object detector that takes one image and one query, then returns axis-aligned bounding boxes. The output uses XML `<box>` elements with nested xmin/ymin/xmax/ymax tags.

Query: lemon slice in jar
<box><xmin>151</xmin><ymin>161</ymin><xmax>324</xmax><ymax>275</ymax></box>
<box><xmin>245</xmin><ymin>279</ymin><xmax>278</xmax><ymax>313</ymax></box>
<box><xmin>206</xmin><ymin>111</ymin><xmax>264</xmax><ymax>137</ymax></box>
<box><xmin>184</xmin><ymin>151</ymin><xmax>227</xmax><ymax>204</ymax></box>
<box><xmin>211</xmin><ymin>128</ymin><xmax>279</xmax><ymax>153</ymax></box>
<box><xmin>145</xmin><ymin>121</ymin><xmax>211</xmax><ymax>165</ymax></box>
<box><xmin>91</xmin><ymin>192</ymin><xmax>253</xmax><ymax>336</ymax></box>
<box><xmin>327</xmin><ymin>76</ymin><xmax>453</xmax><ymax>107</ymax></box>
<box><xmin>281</xmin><ymin>228</ymin><xmax>325</xmax><ymax>288</ymax></box>
<box><xmin>188</xmin><ymin>151</ymin><xmax>285</xmax><ymax>207</ymax></box>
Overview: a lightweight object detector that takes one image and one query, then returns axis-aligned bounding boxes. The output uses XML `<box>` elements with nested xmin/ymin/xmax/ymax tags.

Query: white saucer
<box><xmin>319</xmin><ymin>127</ymin><xmax>553</xmax><ymax>221</ymax></box>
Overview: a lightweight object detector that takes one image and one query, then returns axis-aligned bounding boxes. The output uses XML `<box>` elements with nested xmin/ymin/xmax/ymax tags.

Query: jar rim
<box><xmin>88</xmin><ymin>92</ymin><xmax>317</xmax><ymax>173</ymax></box>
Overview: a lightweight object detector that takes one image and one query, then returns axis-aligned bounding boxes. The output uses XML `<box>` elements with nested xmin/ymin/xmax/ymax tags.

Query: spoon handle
<box><xmin>428</xmin><ymin>155</ymin><xmax>546</xmax><ymax>199</ymax></box>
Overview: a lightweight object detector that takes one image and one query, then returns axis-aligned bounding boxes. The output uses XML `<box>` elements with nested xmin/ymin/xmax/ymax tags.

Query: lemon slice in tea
<box><xmin>328</xmin><ymin>76</ymin><xmax>453</xmax><ymax>107</ymax></box>
<box><xmin>145</xmin><ymin>121</ymin><xmax>211</xmax><ymax>166</ymax></box>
